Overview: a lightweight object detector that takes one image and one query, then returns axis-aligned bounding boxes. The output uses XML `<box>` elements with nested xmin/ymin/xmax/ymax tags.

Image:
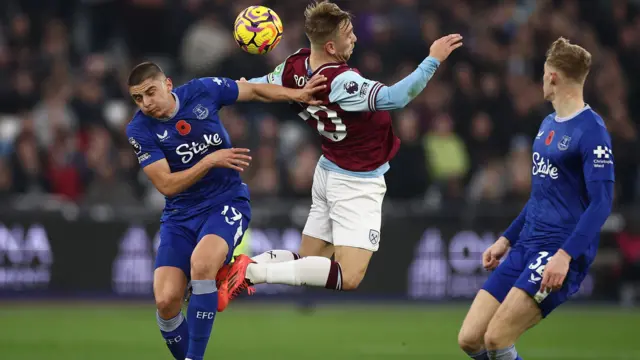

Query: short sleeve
<box><xmin>198</xmin><ymin>77</ymin><xmax>239</xmax><ymax>106</ymax></box>
<box><xmin>580</xmin><ymin>124</ymin><xmax>615</xmax><ymax>182</ymax></box>
<box><xmin>328</xmin><ymin>71</ymin><xmax>383</xmax><ymax>112</ymax></box>
<box><xmin>266</xmin><ymin>62</ymin><xmax>284</xmax><ymax>85</ymax></box>
<box><xmin>126</xmin><ymin>122</ymin><xmax>165</xmax><ymax>168</ymax></box>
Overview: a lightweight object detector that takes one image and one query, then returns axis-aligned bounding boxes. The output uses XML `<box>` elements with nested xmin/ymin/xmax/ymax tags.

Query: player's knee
<box><xmin>191</xmin><ymin>257</ymin><xmax>224</xmax><ymax>280</ymax></box>
<box><xmin>191</xmin><ymin>248</ymin><xmax>226</xmax><ymax>280</ymax></box>
<box><xmin>457</xmin><ymin>328</ymin><xmax>484</xmax><ymax>354</ymax></box>
<box><xmin>483</xmin><ymin>327</ymin><xmax>509</xmax><ymax>350</ymax></box>
<box><xmin>340</xmin><ymin>266</ymin><xmax>366</xmax><ymax>290</ymax></box>
<box><xmin>155</xmin><ymin>292</ymin><xmax>183</xmax><ymax>318</ymax></box>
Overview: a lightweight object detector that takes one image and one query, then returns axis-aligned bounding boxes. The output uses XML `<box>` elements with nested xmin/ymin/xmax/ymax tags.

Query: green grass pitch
<box><xmin>0</xmin><ymin>302</ymin><xmax>638</xmax><ymax>359</ymax></box>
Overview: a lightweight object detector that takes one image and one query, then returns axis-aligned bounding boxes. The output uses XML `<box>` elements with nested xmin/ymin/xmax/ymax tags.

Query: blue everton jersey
<box><xmin>126</xmin><ymin>77</ymin><xmax>249</xmax><ymax>220</ymax></box>
<box><xmin>520</xmin><ymin>106</ymin><xmax>614</xmax><ymax>258</ymax></box>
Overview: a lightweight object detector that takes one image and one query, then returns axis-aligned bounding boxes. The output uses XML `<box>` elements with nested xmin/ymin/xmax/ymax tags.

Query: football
<box><xmin>233</xmin><ymin>6</ymin><xmax>284</xmax><ymax>55</ymax></box>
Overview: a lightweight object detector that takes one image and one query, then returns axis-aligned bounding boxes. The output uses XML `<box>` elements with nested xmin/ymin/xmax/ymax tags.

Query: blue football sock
<box><xmin>186</xmin><ymin>279</ymin><xmax>218</xmax><ymax>360</ymax></box>
<box><xmin>466</xmin><ymin>349</ymin><xmax>489</xmax><ymax>360</ymax></box>
<box><xmin>156</xmin><ymin>311</ymin><xmax>189</xmax><ymax>359</ymax></box>
<box><xmin>488</xmin><ymin>345</ymin><xmax>520</xmax><ymax>360</ymax></box>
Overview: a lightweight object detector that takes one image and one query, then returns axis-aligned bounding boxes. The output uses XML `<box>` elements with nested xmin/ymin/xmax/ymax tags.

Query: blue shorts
<box><xmin>155</xmin><ymin>199</ymin><xmax>251</xmax><ymax>278</ymax></box>
<box><xmin>482</xmin><ymin>244</ymin><xmax>587</xmax><ymax>317</ymax></box>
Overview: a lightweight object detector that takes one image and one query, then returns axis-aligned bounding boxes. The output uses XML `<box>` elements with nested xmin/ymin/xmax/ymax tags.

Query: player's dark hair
<box><xmin>304</xmin><ymin>1</ymin><xmax>353</xmax><ymax>46</ymax></box>
<box><xmin>545</xmin><ymin>37</ymin><xmax>592</xmax><ymax>83</ymax></box>
<box><xmin>127</xmin><ymin>62</ymin><xmax>164</xmax><ymax>87</ymax></box>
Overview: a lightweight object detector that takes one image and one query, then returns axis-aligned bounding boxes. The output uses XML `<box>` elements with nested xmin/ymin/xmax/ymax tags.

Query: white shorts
<box><xmin>302</xmin><ymin>163</ymin><xmax>387</xmax><ymax>252</ymax></box>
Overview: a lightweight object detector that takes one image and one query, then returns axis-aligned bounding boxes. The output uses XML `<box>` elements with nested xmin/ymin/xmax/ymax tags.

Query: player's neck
<box><xmin>552</xmin><ymin>89</ymin><xmax>585</xmax><ymax>118</ymax></box>
<box><xmin>309</xmin><ymin>50</ymin><xmax>340</xmax><ymax>73</ymax></box>
<box><xmin>161</xmin><ymin>93</ymin><xmax>178</xmax><ymax>120</ymax></box>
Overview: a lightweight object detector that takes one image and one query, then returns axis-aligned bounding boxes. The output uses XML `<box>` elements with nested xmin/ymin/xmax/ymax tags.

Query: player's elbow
<box><xmin>390</xmin><ymin>94</ymin><xmax>412</xmax><ymax>110</ymax></box>
<box><xmin>144</xmin><ymin>162</ymin><xmax>180</xmax><ymax>197</ymax></box>
<box><xmin>155</xmin><ymin>180</ymin><xmax>178</xmax><ymax>197</ymax></box>
<box><xmin>397</xmin><ymin>97</ymin><xmax>411</xmax><ymax>109</ymax></box>
<box><xmin>157</xmin><ymin>188</ymin><xmax>176</xmax><ymax>197</ymax></box>
<box><xmin>384</xmin><ymin>98</ymin><xmax>409</xmax><ymax>111</ymax></box>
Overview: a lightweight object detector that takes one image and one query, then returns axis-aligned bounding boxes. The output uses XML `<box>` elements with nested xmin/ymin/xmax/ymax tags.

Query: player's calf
<box><xmin>458</xmin><ymin>290</ymin><xmax>502</xmax><ymax>360</ymax></box>
<box><xmin>154</xmin><ymin>266</ymin><xmax>190</xmax><ymax>360</ymax></box>
<box><xmin>333</xmin><ymin>245</ymin><xmax>372</xmax><ymax>290</ymax></box>
<box><xmin>484</xmin><ymin>288</ymin><xmax>541</xmax><ymax>360</ymax></box>
<box><xmin>186</xmin><ymin>234</ymin><xmax>229</xmax><ymax>360</ymax></box>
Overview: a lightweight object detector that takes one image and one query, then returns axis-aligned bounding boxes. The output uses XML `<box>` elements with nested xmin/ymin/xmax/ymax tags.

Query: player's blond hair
<box><xmin>545</xmin><ymin>37</ymin><xmax>592</xmax><ymax>83</ymax></box>
<box><xmin>304</xmin><ymin>1</ymin><xmax>353</xmax><ymax>47</ymax></box>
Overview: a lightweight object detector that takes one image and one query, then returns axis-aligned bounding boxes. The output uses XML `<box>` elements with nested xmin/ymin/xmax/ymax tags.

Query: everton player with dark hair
<box><xmin>125</xmin><ymin>61</ymin><xmax>325</xmax><ymax>360</ymax></box>
<box><xmin>458</xmin><ymin>37</ymin><xmax>615</xmax><ymax>360</ymax></box>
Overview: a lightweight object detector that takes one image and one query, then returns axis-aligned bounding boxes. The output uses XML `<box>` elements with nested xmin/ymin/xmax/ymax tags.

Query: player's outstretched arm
<box><xmin>376</xmin><ymin>34</ymin><xmax>463</xmax><ymax>110</ymax></box>
<box><xmin>235</xmin><ymin>75</ymin><xmax>326</xmax><ymax>104</ymax></box>
<box><xmin>329</xmin><ymin>34</ymin><xmax>462</xmax><ymax>113</ymax></box>
<box><xmin>142</xmin><ymin>149</ymin><xmax>251</xmax><ymax>197</ymax></box>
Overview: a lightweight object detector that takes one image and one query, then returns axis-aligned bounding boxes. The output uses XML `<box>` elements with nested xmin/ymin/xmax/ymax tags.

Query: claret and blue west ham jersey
<box><xmin>126</xmin><ymin>77</ymin><xmax>249</xmax><ymax>221</ymax></box>
<box><xmin>261</xmin><ymin>48</ymin><xmax>401</xmax><ymax>175</ymax></box>
<box><xmin>250</xmin><ymin>48</ymin><xmax>440</xmax><ymax>177</ymax></box>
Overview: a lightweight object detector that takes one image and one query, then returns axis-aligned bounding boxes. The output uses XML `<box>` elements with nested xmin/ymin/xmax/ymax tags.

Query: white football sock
<box><xmin>246</xmin><ymin>256</ymin><xmax>333</xmax><ymax>287</ymax></box>
<box><xmin>251</xmin><ymin>250</ymin><xmax>299</xmax><ymax>264</ymax></box>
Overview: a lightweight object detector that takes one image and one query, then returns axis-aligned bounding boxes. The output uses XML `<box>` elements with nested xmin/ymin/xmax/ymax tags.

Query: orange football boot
<box><xmin>216</xmin><ymin>263</ymin><xmax>231</xmax><ymax>285</ymax></box>
<box><xmin>217</xmin><ymin>254</ymin><xmax>256</xmax><ymax>312</ymax></box>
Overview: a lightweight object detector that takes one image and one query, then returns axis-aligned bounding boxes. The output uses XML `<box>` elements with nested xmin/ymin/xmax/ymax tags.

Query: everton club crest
<box><xmin>558</xmin><ymin>135</ymin><xmax>571</xmax><ymax>151</ymax></box>
<box><xmin>193</xmin><ymin>104</ymin><xmax>209</xmax><ymax>120</ymax></box>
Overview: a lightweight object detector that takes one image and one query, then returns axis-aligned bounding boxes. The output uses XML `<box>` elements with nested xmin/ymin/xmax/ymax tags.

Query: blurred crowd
<box><xmin>0</xmin><ymin>0</ymin><xmax>639</xmax><ymax>210</ymax></box>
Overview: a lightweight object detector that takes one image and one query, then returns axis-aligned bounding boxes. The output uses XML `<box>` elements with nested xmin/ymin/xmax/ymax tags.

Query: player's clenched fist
<box><xmin>483</xmin><ymin>236</ymin><xmax>510</xmax><ymax>270</ymax></box>
<box><xmin>429</xmin><ymin>34</ymin><xmax>464</xmax><ymax>62</ymax></box>
<box><xmin>205</xmin><ymin>148</ymin><xmax>252</xmax><ymax>172</ymax></box>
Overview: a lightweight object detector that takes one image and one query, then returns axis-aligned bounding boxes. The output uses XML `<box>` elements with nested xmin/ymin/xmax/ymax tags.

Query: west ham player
<box><xmin>216</xmin><ymin>1</ymin><xmax>462</xmax><ymax>310</ymax></box>
<box><xmin>125</xmin><ymin>62</ymin><xmax>325</xmax><ymax>360</ymax></box>
<box><xmin>457</xmin><ymin>38</ymin><xmax>614</xmax><ymax>360</ymax></box>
